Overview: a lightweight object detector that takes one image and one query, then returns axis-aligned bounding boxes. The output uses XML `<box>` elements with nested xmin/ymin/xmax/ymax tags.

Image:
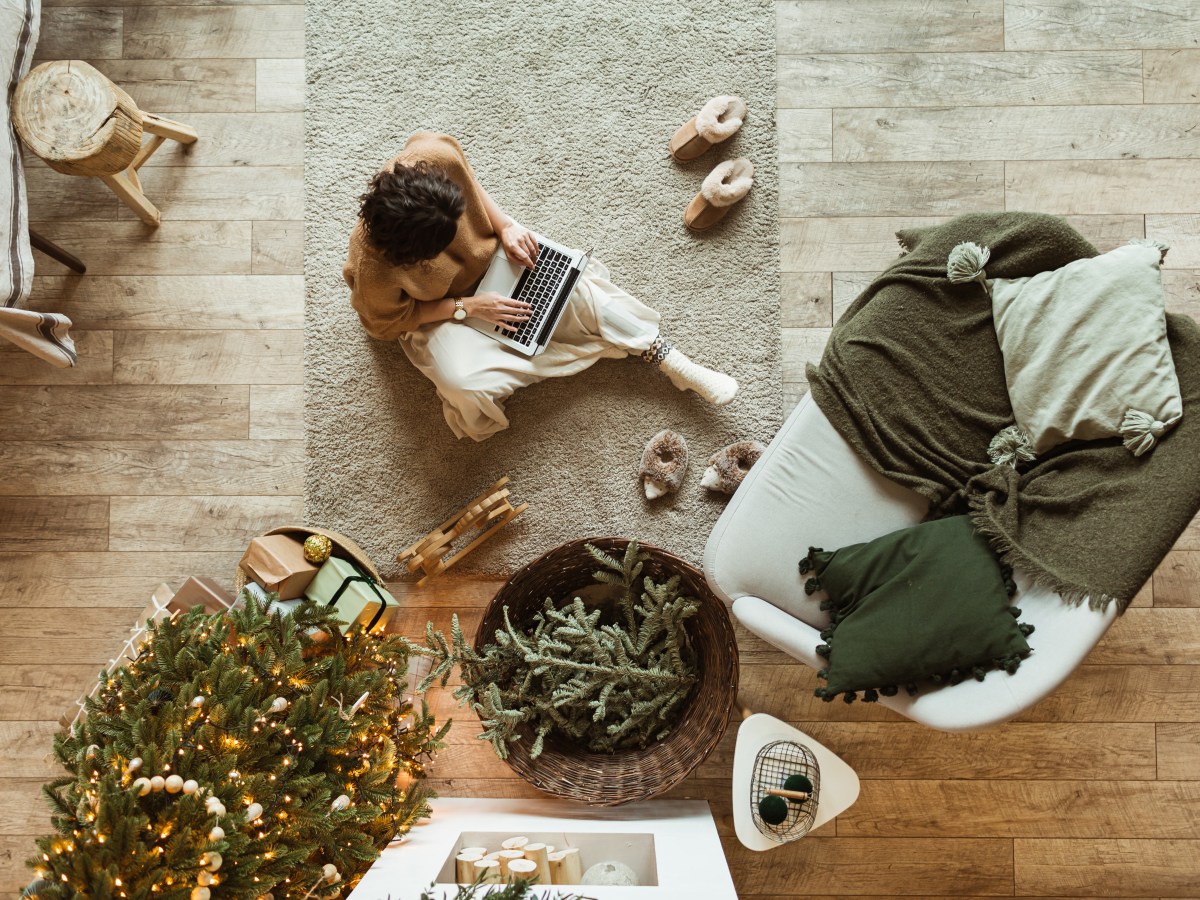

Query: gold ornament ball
<box><xmin>303</xmin><ymin>534</ymin><xmax>333</xmax><ymax>564</ymax></box>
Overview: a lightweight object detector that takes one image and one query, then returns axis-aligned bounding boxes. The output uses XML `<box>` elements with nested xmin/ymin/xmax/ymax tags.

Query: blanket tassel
<box><xmin>987</xmin><ymin>424</ymin><xmax>1036</xmax><ymax>468</ymax></box>
<box><xmin>947</xmin><ymin>241</ymin><xmax>992</xmax><ymax>296</ymax></box>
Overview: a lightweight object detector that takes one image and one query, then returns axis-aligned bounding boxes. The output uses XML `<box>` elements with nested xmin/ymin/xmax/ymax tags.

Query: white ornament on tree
<box><xmin>165</xmin><ymin>775</ymin><xmax>184</xmax><ymax>793</ymax></box>
<box><xmin>149</xmin><ymin>776</ymin><xmax>165</xmax><ymax>792</ymax></box>
<box><xmin>208</xmin><ymin>826</ymin><xmax>225</xmax><ymax>842</ymax></box>
<box><xmin>197</xmin><ymin>872</ymin><xmax>214</xmax><ymax>887</ymax></box>
<box><xmin>191</xmin><ymin>696</ymin><xmax>206</xmax><ymax>708</ymax></box>
<box><xmin>201</xmin><ymin>851</ymin><xmax>222</xmax><ymax>872</ymax></box>
<box><xmin>183</xmin><ymin>779</ymin><xmax>199</xmax><ymax>795</ymax></box>
<box><xmin>331</xmin><ymin>794</ymin><xmax>350</xmax><ymax>811</ymax></box>
<box><xmin>191</xmin><ymin>888</ymin><xmax>210</xmax><ymax>900</ymax></box>
<box><xmin>270</xmin><ymin>696</ymin><xmax>289</xmax><ymax>713</ymax></box>
<box><xmin>126</xmin><ymin>757</ymin><xmax>142</xmax><ymax>773</ymax></box>
<box><xmin>322</xmin><ymin>863</ymin><xmax>340</xmax><ymax>883</ymax></box>
<box><xmin>132</xmin><ymin>777</ymin><xmax>151</xmax><ymax>796</ymax></box>
<box><xmin>245</xmin><ymin>802</ymin><xmax>263</xmax><ymax>822</ymax></box>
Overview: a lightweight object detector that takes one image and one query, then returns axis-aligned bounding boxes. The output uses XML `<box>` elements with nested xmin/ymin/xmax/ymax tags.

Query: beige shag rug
<box><xmin>305</xmin><ymin>0</ymin><xmax>782</xmax><ymax>577</ymax></box>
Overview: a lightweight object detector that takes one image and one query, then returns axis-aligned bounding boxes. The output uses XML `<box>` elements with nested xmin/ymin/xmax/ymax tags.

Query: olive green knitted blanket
<box><xmin>807</xmin><ymin>212</ymin><xmax>1200</xmax><ymax>610</ymax></box>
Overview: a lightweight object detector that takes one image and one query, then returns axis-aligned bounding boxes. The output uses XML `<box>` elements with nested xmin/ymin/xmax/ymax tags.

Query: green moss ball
<box><xmin>758</xmin><ymin>795</ymin><xmax>789</xmax><ymax>826</ymax></box>
<box><xmin>784</xmin><ymin>774</ymin><xmax>814</xmax><ymax>798</ymax></box>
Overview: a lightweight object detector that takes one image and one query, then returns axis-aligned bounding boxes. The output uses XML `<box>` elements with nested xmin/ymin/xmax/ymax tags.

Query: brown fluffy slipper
<box><xmin>668</xmin><ymin>95</ymin><xmax>747</xmax><ymax>162</ymax></box>
<box><xmin>684</xmin><ymin>158</ymin><xmax>754</xmax><ymax>231</ymax></box>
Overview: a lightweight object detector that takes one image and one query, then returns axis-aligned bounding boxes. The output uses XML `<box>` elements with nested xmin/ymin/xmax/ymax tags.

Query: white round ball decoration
<box><xmin>127</xmin><ymin>757</ymin><xmax>142</xmax><ymax>772</ymax></box>
<box><xmin>191</xmin><ymin>888</ymin><xmax>210</xmax><ymax>900</ymax></box>
<box><xmin>164</xmin><ymin>775</ymin><xmax>184</xmax><ymax>794</ymax></box>
<box><xmin>191</xmin><ymin>696</ymin><xmax>205</xmax><ymax>708</ymax></box>
<box><xmin>197</xmin><ymin>872</ymin><xmax>213</xmax><ymax>887</ymax></box>
<box><xmin>208</xmin><ymin>826</ymin><xmax>225</xmax><ymax>842</ymax></box>
<box><xmin>183</xmin><ymin>779</ymin><xmax>199</xmax><ymax>795</ymax></box>
<box><xmin>149</xmin><ymin>776</ymin><xmax>165</xmax><ymax>792</ymax></box>
<box><xmin>228</xmin><ymin>770</ymin><xmax>240</xmax><ymax>780</ymax></box>
<box><xmin>331</xmin><ymin>794</ymin><xmax>350</xmax><ymax>811</ymax></box>
<box><xmin>270</xmin><ymin>696</ymin><xmax>288</xmax><ymax>713</ymax></box>
<box><xmin>133</xmin><ymin>777</ymin><xmax>151</xmax><ymax>796</ymax></box>
<box><xmin>204</xmin><ymin>851</ymin><xmax>222</xmax><ymax>872</ymax></box>
<box><xmin>245</xmin><ymin>802</ymin><xmax>263</xmax><ymax>822</ymax></box>
<box><xmin>581</xmin><ymin>861</ymin><xmax>638</xmax><ymax>886</ymax></box>
<box><xmin>322</xmin><ymin>864</ymin><xmax>338</xmax><ymax>883</ymax></box>
<box><xmin>209</xmin><ymin>803</ymin><xmax>226</xmax><ymax>817</ymax></box>
<box><xmin>205</xmin><ymin>795</ymin><xmax>222</xmax><ymax>810</ymax></box>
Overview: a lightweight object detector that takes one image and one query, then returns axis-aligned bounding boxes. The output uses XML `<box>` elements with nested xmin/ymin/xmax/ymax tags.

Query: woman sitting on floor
<box><xmin>343</xmin><ymin>132</ymin><xmax>737</xmax><ymax>442</ymax></box>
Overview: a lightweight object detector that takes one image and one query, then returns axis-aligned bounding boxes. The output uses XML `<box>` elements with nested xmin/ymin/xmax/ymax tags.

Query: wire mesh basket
<box><xmin>749</xmin><ymin>739</ymin><xmax>821</xmax><ymax>842</ymax></box>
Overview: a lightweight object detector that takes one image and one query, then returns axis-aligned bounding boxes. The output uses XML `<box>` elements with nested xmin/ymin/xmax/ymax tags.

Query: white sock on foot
<box><xmin>659</xmin><ymin>348</ymin><xmax>738</xmax><ymax>406</ymax></box>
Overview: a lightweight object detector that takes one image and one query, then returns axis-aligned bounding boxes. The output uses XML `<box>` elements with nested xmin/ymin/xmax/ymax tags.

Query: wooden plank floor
<box><xmin>2</xmin><ymin>0</ymin><xmax>1198</xmax><ymax>896</ymax></box>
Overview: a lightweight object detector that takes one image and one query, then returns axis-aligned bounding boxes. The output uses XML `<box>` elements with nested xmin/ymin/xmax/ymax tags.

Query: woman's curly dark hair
<box><xmin>358</xmin><ymin>161</ymin><xmax>465</xmax><ymax>267</ymax></box>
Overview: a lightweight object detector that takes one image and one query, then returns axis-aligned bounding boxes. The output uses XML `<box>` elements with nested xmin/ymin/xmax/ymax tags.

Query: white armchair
<box><xmin>703</xmin><ymin>392</ymin><xmax>1118</xmax><ymax>731</ymax></box>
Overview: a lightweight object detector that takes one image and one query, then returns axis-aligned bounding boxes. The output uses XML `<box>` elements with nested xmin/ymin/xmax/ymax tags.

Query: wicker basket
<box><xmin>233</xmin><ymin>525</ymin><xmax>381</xmax><ymax>592</ymax></box>
<box><xmin>474</xmin><ymin>537</ymin><xmax>740</xmax><ymax>806</ymax></box>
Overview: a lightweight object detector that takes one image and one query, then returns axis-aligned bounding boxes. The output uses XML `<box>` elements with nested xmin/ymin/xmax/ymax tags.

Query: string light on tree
<box><xmin>23</xmin><ymin>590</ymin><xmax>447</xmax><ymax>899</ymax></box>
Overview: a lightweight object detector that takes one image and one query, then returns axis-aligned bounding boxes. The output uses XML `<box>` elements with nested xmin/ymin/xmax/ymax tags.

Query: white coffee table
<box><xmin>732</xmin><ymin>713</ymin><xmax>860</xmax><ymax>851</ymax></box>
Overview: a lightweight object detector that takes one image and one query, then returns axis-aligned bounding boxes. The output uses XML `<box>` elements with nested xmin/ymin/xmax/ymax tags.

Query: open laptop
<box><xmin>468</xmin><ymin>233</ymin><xmax>590</xmax><ymax>357</ymax></box>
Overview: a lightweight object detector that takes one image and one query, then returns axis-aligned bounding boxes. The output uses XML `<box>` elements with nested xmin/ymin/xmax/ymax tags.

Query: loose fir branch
<box><xmin>413</xmin><ymin>542</ymin><xmax>699</xmax><ymax>760</ymax></box>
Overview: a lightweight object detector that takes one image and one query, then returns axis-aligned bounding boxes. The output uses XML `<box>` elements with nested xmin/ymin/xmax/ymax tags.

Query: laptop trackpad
<box><xmin>477</xmin><ymin>252</ymin><xmax>524</xmax><ymax>298</ymax></box>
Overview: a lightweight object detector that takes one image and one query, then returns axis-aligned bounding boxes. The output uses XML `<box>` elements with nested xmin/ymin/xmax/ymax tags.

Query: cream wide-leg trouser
<box><xmin>400</xmin><ymin>259</ymin><xmax>661</xmax><ymax>441</ymax></box>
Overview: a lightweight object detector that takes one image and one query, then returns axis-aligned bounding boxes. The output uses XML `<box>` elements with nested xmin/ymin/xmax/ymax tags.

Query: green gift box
<box><xmin>304</xmin><ymin>556</ymin><xmax>397</xmax><ymax>634</ymax></box>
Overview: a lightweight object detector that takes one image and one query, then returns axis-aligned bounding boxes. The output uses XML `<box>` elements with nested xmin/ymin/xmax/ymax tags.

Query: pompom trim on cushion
<box><xmin>700</xmin><ymin>158</ymin><xmax>754</xmax><ymax>207</ymax></box>
<box><xmin>695</xmin><ymin>95</ymin><xmax>747</xmax><ymax>142</ymax></box>
<box><xmin>802</xmin><ymin>545</ymin><xmax>1033</xmax><ymax>704</ymax></box>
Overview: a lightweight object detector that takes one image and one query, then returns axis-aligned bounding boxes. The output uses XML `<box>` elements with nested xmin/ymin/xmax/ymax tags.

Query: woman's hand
<box><xmin>499</xmin><ymin>221</ymin><xmax>539</xmax><ymax>270</ymax></box>
<box><xmin>465</xmin><ymin>292</ymin><xmax>533</xmax><ymax>333</ymax></box>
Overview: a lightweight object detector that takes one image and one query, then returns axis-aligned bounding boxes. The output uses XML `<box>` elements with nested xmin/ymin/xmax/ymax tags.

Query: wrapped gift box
<box><xmin>167</xmin><ymin>575</ymin><xmax>240</xmax><ymax>615</ymax></box>
<box><xmin>239</xmin><ymin>534</ymin><xmax>319</xmax><ymax>600</ymax></box>
<box><xmin>304</xmin><ymin>556</ymin><xmax>397</xmax><ymax>634</ymax></box>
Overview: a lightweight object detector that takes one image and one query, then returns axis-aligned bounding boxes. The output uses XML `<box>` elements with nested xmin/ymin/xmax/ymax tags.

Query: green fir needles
<box><xmin>29</xmin><ymin>592</ymin><xmax>448</xmax><ymax>900</ymax></box>
<box><xmin>417</xmin><ymin>542</ymin><xmax>700</xmax><ymax>760</ymax></box>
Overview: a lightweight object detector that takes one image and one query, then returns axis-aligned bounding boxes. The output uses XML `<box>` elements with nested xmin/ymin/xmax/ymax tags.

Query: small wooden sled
<box><xmin>397</xmin><ymin>476</ymin><xmax>528</xmax><ymax>587</ymax></box>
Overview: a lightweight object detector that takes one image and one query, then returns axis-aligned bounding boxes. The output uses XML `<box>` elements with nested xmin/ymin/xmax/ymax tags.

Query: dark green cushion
<box><xmin>800</xmin><ymin>516</ymin><xmax>1033</xmax><ymax>703</ymax></box>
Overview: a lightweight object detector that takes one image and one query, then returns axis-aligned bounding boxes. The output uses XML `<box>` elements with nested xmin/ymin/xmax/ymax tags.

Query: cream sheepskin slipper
<box><xmin>684</xmin><ymin>157</ymin><xmax>753</xmax><ymax>231</ymax></box>
<box><xmin>668</xmin><ymin>95</ymin><xmax>748</xmax><ymax>161</ymax></box>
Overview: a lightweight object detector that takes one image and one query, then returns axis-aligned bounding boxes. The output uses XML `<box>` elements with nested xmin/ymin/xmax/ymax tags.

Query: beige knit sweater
<box><xmin>343</xmin><ymin>132</ymin><xmax>499</xmax><ymax>340</ymax></box>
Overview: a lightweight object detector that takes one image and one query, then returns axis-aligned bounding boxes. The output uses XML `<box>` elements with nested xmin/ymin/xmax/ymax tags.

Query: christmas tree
<box><xmin>26</xmin><ymin>592</ymin><xmax>448</xmax><ymax>900</ymax></box>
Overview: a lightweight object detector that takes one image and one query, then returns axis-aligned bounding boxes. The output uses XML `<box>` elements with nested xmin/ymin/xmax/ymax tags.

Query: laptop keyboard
<box><xmin>497</xmin><ymin>243</ymin><xmax>572</xmax><ymax>345</ymax></box>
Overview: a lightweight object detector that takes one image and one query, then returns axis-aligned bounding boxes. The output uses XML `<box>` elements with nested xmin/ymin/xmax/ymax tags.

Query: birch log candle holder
<box><xmin>495</xmin><ymin>849</ymin><xmax>526</xmax><ymax>876</ymax></box>
<box><xmin>506</xmin><ymin>859</ymin><xmax>539</xmax><ymax>883</ymax></box>
<box><xmin>501</xmin><ymin>836</ymin><xmax>529</xmax><ymax>851</ymax></box>
<box><xmin>455</xmin><ymin>853</ymin><xmax>482</xmax><ymax>884</ymax></box>
<box><xmin>472</xmin><ymin>858</ymin><xmax>502</xmax><ymax>885</ymax></box>
<box><xmin>522</xmin><ymin>842</ymin><xmax>552</xmax><ymax>884</ymax></box>
<box><xmin>548</xmin><ymin>848</ymin><xmax>584</xmax><ymax>885</ymax></box>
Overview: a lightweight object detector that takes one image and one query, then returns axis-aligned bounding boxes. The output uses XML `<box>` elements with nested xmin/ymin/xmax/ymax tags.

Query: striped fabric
<box><xmin>1</xmin><ymin>0</ymin><xmax>77</xmax><ymax>368</ymax></box>
<box><xmin>2</xmin><ymin>0</ymin><xmax>37</xmax><ymax>308</ymax></box>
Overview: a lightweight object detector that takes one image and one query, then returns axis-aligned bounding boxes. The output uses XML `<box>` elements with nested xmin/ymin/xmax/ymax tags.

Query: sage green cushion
<box><xmin>990</xmin><ymin>240</ymin><xmax>1183</xmax><ymax>456</ymax></box>
<box><xmin>802</xmin><ymin>516</ymin><xmax>1032</xmax><ymax>702</ymax></box>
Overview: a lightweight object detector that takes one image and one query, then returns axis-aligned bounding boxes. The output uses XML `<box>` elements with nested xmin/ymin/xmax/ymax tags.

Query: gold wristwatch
<box><xmin>453</xmin><ymin>298</ymin><xmax>467</xmax><ymax>321</ymax></box>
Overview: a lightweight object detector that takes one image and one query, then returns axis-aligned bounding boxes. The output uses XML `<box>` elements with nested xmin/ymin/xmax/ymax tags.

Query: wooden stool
<box><xmin>12</xmin><ymin>60</ymin><xmax>198</xmax><ymax>227</ymax></box>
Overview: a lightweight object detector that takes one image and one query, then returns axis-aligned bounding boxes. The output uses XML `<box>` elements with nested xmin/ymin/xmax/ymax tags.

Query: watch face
<box><xmin>454</xmin><ymin>309</ymin><xmax>466</xmax><ymax>321</ymax></box>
